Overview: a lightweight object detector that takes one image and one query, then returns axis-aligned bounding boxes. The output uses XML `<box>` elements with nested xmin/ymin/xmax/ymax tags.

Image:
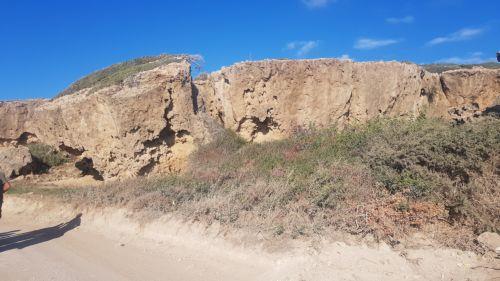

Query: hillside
<box><xmin>55</xmin><ymin>54</ymin><xmax>196</xmax><ymax>98</ymax></box>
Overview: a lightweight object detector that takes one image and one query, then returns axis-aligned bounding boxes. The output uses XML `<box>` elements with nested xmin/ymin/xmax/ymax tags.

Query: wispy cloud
<box><xmin>286</xmin><ymin>41</ymin><xmax>320</xmax><ymax>56</ymax></box>
<box><xmin>436</xmin><ymin>52</ymin><xmax>496</xmax><ymax>64</ymax></box>
<box><xmin>386</xmin><ymin>16</ymin><xmax>415</xmax><ymax>24</ymax></box>
<box><xmin>338</xmin><ymin>54</ymin><xmax>352</xmax><ymax>60</ymax></box>
<box><xmin>354</xmin><ymin>38</ymin><xmax>400</xmax><ymax>50</ymax></box>
<box><xmin>427</xmin><ymin>28</ymin><xmax>484</xmax><ymax>46</ymax></box>
<box><xmin>302</xmin><ymin>0</ymin><xmax>336</xmax><ymax>9</ymax></box>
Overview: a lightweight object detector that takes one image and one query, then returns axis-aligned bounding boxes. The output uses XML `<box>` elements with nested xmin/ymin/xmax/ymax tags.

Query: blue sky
<box><xmin>0</xmin><ymin>0</ymin><xmax>498</xmax><ymax>100</ymax></box>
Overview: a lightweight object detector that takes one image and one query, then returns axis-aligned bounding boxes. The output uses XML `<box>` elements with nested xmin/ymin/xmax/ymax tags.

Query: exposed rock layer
<box><xmin>0</xmin><ymin>61</ymin><xmax>213</xmax><ymax>179</ymax></box>
<box><xmin>0</xmin><ymin>59</ymin><xmax>498</xmax><ymax>178</ymax></box>
<box><xmin>195</xmin><ymin>60</ymin><xmax>499</xmax><ymax>141</ymax></box>
<box><xmin>0</xmin><ymin>145</ymin><xmax>32</xmax><ymax>178</ymax></box>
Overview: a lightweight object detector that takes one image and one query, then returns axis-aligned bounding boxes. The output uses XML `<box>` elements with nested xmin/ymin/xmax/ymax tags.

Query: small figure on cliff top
<box><xmin>0</xmin><ymin>170</ymin><xmax>11</xmax><ymax>219</ymax></box>
<box><xmin>497</xmin><ymin>51</ymin><xmax>500</xmax><ymax>62</ymax></box>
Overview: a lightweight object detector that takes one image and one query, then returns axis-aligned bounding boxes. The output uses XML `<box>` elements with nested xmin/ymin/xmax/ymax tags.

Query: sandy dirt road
<box><xmin>0</xmin><ymin>214</ymin><xmax>268</xmax><ymax>281</ymax></box>
<box><xmin>1</xmin><ymin>198</ymin><xmax>499</xmax><ymax>281</ymax></box>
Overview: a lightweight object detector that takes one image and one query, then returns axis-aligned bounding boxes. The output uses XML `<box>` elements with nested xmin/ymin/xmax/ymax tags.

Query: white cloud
<box><xmin>302</xmin><ymin>0</ymin><xmax>336</xmax><ymax>9</ymax></box>
<box><xmin>386</xmin><ymin>16</ymin><xmax>415</xmax><ymax>24</ymax></box>
<box><xmin>286</xmin><ymin>41</ymin><xmax>320</xmax><ymax>56</ymax></box>
<box><xmin>427</xmin><ymin>28</ymin><xmax>484</xmax><ymax>46</ymax></box>
<box><xmin>338</xmin><ymin>54</ymin><xmax>352</xmax><ymax>61</ymax></box>
<box><xmin>354</xmin><ymin>38</ymin><xmax>400</xmax><ymax>50</ymax></box>
<box><xmin>436</xmin><ymin>52</ymin><xmax>496</xmax><ymax>64</ymax></box>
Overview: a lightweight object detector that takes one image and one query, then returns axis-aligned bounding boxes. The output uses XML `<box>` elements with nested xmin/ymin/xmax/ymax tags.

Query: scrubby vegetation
<box><xmin>18</xmin><ymin>117</ymin><xmax>500</xmax><ymax>251</ymax></box>
<box><xmin>56</xmin><ymin>54</ymin><xmax>200</xmax><ymax>98</ymax></box>
<box><xmin>422</xmin><ymin>62</ymin><xmax>500</xmax><ymax>73</ymax></box>
<box><xmin>28</xmin><ymin>143</ymin><xmax>69</xmax><ymax>168</ymax></box>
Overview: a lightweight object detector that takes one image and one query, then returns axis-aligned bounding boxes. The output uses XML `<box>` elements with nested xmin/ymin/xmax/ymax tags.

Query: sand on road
<box><xmin>0</xmin><ymin>213</ymin><xmax>269</xmax><ymax>281</ymax></box>
<box><xmin>0</xmin><ymin>197</ymin><xmax>498</xmax><ymax>281</ymax></box>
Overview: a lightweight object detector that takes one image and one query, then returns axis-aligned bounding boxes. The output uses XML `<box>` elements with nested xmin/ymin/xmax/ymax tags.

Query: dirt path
<box><xmin>1</xmin><ymin>197</ymin><xmax>498</xmax><ymax>281</ymax></box>
<box><xmin>0</xmin><ymin>214</ymin><xmax>271</xmax><ymax>281</ymax></box>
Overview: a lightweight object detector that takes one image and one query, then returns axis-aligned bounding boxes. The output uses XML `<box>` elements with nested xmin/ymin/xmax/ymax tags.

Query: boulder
<box><xmin>0</xmin><ymin>145</ymin><xmax>33</xmax><ymax>178</ymax></box>
<box><xmin>477</xmin><ymin>232</ymin><xmax>500</xmax><ymax>253</ymax></box>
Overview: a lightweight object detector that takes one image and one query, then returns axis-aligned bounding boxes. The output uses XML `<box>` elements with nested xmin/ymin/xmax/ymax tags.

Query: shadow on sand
<box><xmin>0</xmin><ymin>214</ymin><xmax>82</xmax><ymax>253</ymax></box>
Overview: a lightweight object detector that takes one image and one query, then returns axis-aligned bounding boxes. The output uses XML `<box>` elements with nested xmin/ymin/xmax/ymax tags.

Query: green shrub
<box><xmin>26</xmin><ymin>116</ymin><xmax>499</xmax><ymax>251</ymax></box>
<box><xmin>189</xmin><ymin>117</ymin><xmax>499</xmax><ymax>235</ymax></box>
<box><xmin>28</xmin><ymin>143</ymin><xmax>69</xmax><ymax>167</ymax></box>
<box><xmin>188</xmin><ymin>129</ymin><xmax>247</xmax><ymax>181</ymax></box>
<box><xmin>422</xmin><ymin>62</ymin><xmax>500</xmax><ymax>73</ymax></box>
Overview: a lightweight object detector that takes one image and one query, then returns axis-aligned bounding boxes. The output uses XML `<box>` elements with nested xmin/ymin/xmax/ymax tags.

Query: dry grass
<box><xmin>422</xmin><ymin>62</ymin><xmax>500</xmax><ymax>73</ymax></box>
<box><xmin>15</xmin><ymin>117</ymin><xmax>500</xmax><ymax>251</ymax></box>
<box><xmin>55</xmin><ymin>54</ymin><xmax>200</xmax><ymax>98</ymax></box>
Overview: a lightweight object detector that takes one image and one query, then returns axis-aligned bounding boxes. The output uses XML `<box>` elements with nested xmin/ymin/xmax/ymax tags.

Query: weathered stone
<box><xmin>0</xmin><ymin>100</ymin><xmax>44</xmax><ymax>141</ymax></box>
<box><xmin>0</xmin><ymin>61</ymin><xmax>213</xmax><ymax>179</ymax></box>
<box><xmin>439</xmin><ymin>68</ymin><xmax>500</xmax><ymax>110</ymax></box>
<box><xmin>1</xmin><ymin>58</ymin><xmax>498</xmax><ymax>179</ymax></box>
<box><xmin>0</xmin><ymin>145</ymin><xmax>33</xmax><ymax>178</ymax></box>
<box><xmin>195</xmin><ymin>60</ymin><xmax>499</xmax><ymax>142</ymax></box>
<box><xmin>477</xmin><ymin>232</ymin><xmax>500</xmax><ymax>253</ymax></box>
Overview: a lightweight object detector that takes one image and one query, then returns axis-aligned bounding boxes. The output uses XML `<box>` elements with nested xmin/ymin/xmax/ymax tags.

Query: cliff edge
<box><xmin>0</xmin><ymin>57</ymin><xmax>498</xmax><ymax>179</ymax></box>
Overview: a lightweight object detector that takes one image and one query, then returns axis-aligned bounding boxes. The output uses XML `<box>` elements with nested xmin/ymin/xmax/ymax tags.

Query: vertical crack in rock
<box><xmin>439</xmin><ymin>75</ymin><xmax>451</xmax><ymax>102</ymax></box>
<box><xmin>191</xmin><ymin>82</ymin><xmax>200</xmax><ymax>114</ymax></box>
<box><xmin>384</xmin><ymin>96</ymin><xmax>399</xmax><ymax>115</ymax></box>
<box><xmin>338</xmin><ymin>89</ymin><xmax>354</xmax><ymax>120</ymax></box>
<box><xmin>138</xmin><ymin>87</ymin><xmax>179</xmax><ymax>176</ymax></box>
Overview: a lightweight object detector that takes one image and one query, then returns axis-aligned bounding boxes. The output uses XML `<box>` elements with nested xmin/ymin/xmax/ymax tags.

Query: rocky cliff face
<box><xmin>439</xmin><ymin>68</ymin><xmax>500</xmax><ymax>119</ymax></box>
<box><xmin>0</xmin><ymin>61</ymin><xmax>214</xmax><ymax>179</ymax></box>
<box><xmin>195</xmin><ymin>60</ymin><xmax>499</xmax><ymax>141</ymax></box>
<box><xmin>0</xmin><ymin>58</ymin><xmax>498</xmax><ymax>179</ymax></box>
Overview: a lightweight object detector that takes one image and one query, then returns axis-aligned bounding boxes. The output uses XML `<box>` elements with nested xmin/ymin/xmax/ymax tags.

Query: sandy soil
<box><xmin>0</xmin><ymin>197</ymin><xmax>498</xmax><ymax>281</ymax></box>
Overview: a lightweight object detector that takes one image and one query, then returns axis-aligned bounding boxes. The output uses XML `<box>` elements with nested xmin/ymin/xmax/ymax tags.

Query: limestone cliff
<box><xmin>0</xmin><ymin>61</ymin><xmax>213</xmax><ymax>179</ymax></box>
<box><xmin>195</xmin><ymin>60</ymin><xmax>499</xmax><ymax>141</ymax></box>
<box><xmin>0</xmin><ymin>58</ymin><xmax>498</xmax><ymax>179</ymax></box>
<box><xmin>439</xmin><ymin>68</ymin><xmax>500</xmax><ymax>120</ymax></box>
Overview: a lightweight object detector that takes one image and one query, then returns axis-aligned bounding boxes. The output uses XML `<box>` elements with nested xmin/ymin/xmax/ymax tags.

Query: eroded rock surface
<box><xmin>477</xmin><ymin>232</ymin><xmax>500</xmax><ymax>253</ymax></box>
<box><xmin>0</xmin><ymin>145</ymin><xmax>33</xmax><ymax>178</ymax></box>
<box><xmin>195</xmin><ymin>60</ymin><xmax>499</xmax><ymax>141</ymax></box>
<box><xmin>440</xmin><ymin>68</ymin><xmax>499</xmax><ymax>109</ymax></box>
<box><xmin>0</xmin><ymin>58</ymin><xmax>498</xmax><ymax>178</ymax></box>
<box><xmin>441</xmin><ymin>69</ymin><xmax>500</xmax><ymax>122</ymax></box>
<box><xmin>0</xmin><ymin>61</ymin><xmax>213</xmax><ymax>179</ymax></box>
